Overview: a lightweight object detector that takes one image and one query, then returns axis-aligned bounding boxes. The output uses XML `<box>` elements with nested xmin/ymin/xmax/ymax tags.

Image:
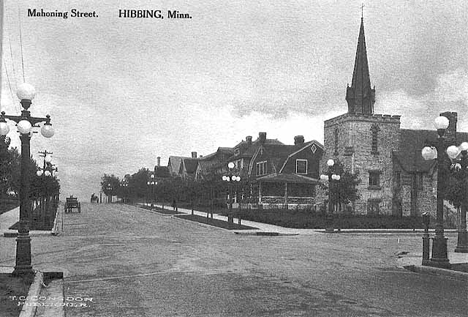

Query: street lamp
<box><xmin>106</xmin><ymin>184</ymin><xmax>113</xmax><ymax>203</ymax></box>
<box><xmin>320</xmin><ymin>159</ymin><xmax>341</xmax><ymax>232</ymax></box>
<box><xmin>147</xmin><ymin>174</ymin><xmax>157</xmax><ymax>206</ymax></box>
<box><xmin>0</xmin><ymin>83</ymin><xmax>54</xmax><ymax>276</ymax></box>
<box><xmin>421</xmin><ymin>115</ymin><xmax>451</xmax><ymax>268</ymax></box>
<box><xmin>222</xmin><ymin>162</ymin><xmax>241</xmax><ymax>226</ymax></box>
<box><xmin>445</xmin><ymin>142</ymin><xmax>468</xmax><ymax>253</ymax></box>
<box><xmin>120</xmin><ymin>178</ymin><xmax>129</xmax><ymax>203</ymax></box>
<box><xmin>320</xmin><ymin>159</ymin><xmax>341</xmax><ymax>213</ymax></box>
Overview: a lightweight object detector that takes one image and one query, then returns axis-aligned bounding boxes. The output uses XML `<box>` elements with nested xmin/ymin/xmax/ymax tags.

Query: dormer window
<box><xmin>256</xmin><ymin>161</ymin><xmax>267</xmax><ymax>176</ymax></box>
<box><xmin>234</xmin><ymin>148</ymin><xmax>240</xmax><ymax>156</ymax></box>
<box><xmin>296</xmin><ymin>159</ymin><xmax>307</xmax><ymax>174</ymax></box>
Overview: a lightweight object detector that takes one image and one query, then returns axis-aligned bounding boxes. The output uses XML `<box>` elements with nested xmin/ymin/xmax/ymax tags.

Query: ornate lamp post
<box><xmin>106</xmin><ymin>184</ymin><xmax>113</xmax><ymax>203</ymax></box>
<box><xmin>0</xmin><ymin>83</ymin><xmax>54</xmax><ymax>276</ymax></box>
<box><xmin>320</xmin><ymin>159</ymin><xmax>341</xmax><ymax>232</ymax></box>
<box><xmin>120</xmin><ymin>178</ymin><xmax>129</xmax><ymax>203</ymax></box>
<box><xmin>222</xmin><ymin>162</ymin><xmax>241</xmax><ymax>226</ymax></box>
<box><xmin>445</xmin><ymin>142</ymin><xmax>468</xmax><ymax>253</ymax></box>
<box><xmin>421</xmin><ymin>115</ymin><xmax>451</xmax><ymax>268</ymax></box>
<box><xmin>147</xmin><ymin>174</ymin><xmax>157</xmax><ymax>206</ymax></box>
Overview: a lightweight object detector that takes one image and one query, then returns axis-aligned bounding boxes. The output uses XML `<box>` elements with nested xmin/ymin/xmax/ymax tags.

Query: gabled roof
<box><xmin>393</xmin><ymin>129</ymin><xmax>468</xmax><ymax>173</ymax></box>
<box><xmin>182</xmin><ymin>158</ymin><xmax>199</xmax><ymax>174</ymax></box>
<box><xmin>279</xmin><ymin>140</ymin><xmax>323</xmax><ymax>173</ymax></box>
<box><xmin>231</xmin><ymin>137</ymin><xmax>284</xmax><ymax>160</ymax></box>
<box><xmin>250</xmin><ymin>140</ymin><xmax>323</xmax><ymax>175</ymax></box>
<box><xmin>199</xmin><ymin>147</ymin><xmax>233</xmax><ymax>161</ymax></box>
<box><xmin>168</xmin><ymin>156</ymin><xmax>189</xmax><ymax>174</ymax></box>
<box><xmin>154</xmin><ymin>166</ymin><xmax>170</xmax><ymax>178</ymax></box>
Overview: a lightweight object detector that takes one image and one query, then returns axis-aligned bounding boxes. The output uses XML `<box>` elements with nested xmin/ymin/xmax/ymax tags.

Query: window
<box><xmin>394</xmin><ymin>171</ymin><xmax>401</xmax><ymax>188</ymax></box>
<box><xmin>368</xmin><ymin>171</ymin><xmax>381</xmax><ymax>189</ymax></box>
<box><xmin>370</xmin><ymin>124</ymin><xmax>380</xmax><ymax>154</ymax></box>
<box><xmin>417</xmin><ymin>173</ymin><xmax>424</xmax><ymax>190</ymax></box>
<box><xmin>256</xmin><ymin>161</ymin><xmax>267</xmax><ymax>176</ymax></box>
<box><xmin>334</xmin><ymin>128</ymin><xmax>339</xmax><ymax>155</ymax></box>
<box><xmin>310</xmin><ymin>144</ymin><xmax>317</xmax><ymax>153</ymax></box>
<box><xmin>368</xmin><ymin>199</ymin><xmax>381</xmax><ymax>215</ymax></box>
<box><xmin>296</xmin><ymin>159</ymin><xmax>308</xmax><ymax>174</ymax></box>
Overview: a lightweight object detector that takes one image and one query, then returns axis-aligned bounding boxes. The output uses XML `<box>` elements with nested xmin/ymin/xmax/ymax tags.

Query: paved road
<box><xmin>1</xmin><ymin>203</ymin><xmax>466</xmax><ymax>316</ymax></box>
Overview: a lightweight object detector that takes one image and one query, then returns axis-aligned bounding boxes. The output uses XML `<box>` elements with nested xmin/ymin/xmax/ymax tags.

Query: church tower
<box><xmin>322</xmin><ymin>16</ymin><xmax>401</xmax><ymax>216</ymax></box>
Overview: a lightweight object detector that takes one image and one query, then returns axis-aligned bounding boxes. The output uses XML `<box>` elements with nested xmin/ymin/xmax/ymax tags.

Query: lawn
<box><xmin>0</xmin><ymin>273</ymin><xmax>34</xmax><ymax>317</ymax></box>
<box><xmin>175</xmin><ymin>214</ymin><xmax>257</xmax><ymax>230</ymax></box>
<box><xmin>0</xmin><ymin>199</ymin><xmax>19</xmax><ymax>216</ymax></box>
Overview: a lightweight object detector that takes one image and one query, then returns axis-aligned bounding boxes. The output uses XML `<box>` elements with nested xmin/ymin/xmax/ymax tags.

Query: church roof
<box><xmin>394</xmin><ymin>129</ymin><xmax>468</xmax><ymax>173</ymax></box>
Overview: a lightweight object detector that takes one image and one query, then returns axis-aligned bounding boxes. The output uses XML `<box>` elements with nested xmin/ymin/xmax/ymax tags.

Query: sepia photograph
<box><xmin>0</xmin><ymin>0</ymin><xmax>467</xmax><ymax>316</ymax></box>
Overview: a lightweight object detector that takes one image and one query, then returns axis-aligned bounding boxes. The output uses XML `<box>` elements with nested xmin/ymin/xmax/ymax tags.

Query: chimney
<box><xmin>440</xmin><ymin>112</ymin><xmax>457</xmax><ymax>143</ymax></box>
<box><xmin>191</xmin><ymin>151</ymin><xmax>197</xmax><ymax>158</ymax></box>
<box><xmin>246</xmin><ymin>135</ymin><xmax>252</xmax><ymax>146</ymax></box>
<box><xmin>294</xmin><ymin>135</ymin><xmax>305</xmax><ymax>145</ymax></box>
<box><xmin>157</xmin><ymin>156</ymin><xmax>161</xmax><ymax>167</ymax></box>
<box><xmin>259</xmin><ymin>132</ymin><xmax>266</xmax><ymax>144</ymax></box>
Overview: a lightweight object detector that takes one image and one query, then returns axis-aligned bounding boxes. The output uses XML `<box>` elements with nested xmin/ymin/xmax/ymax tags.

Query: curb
<box><xmin>234</xmin><ymin>231</ymin><xmax>299</xmax><ymax>236</ymax></box>
<box><xmin>404</xmin><ymin>264</ymin><xmax>468</xmax><ymax>280</ymax></box>
<box><xmin>19</xmin><ymin>270</ymin><xmax>43</xmax><ymax>317</ymax></box>
<box><xmin>51</xmin><ymin>207</ymin><xmax>61</xmax><ymax>236</ymax></box>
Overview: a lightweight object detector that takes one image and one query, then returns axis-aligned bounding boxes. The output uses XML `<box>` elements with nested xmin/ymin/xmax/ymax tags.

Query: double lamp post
<box><xmin>222</xmin><ymin>162</ymin><xmax>241</xmax><ymax>226</ymax></box>
<box><xmin>421</xmin><ymin>115</ymin><xmax>468</xmax><ymax>268</ymax></box>
<box><xmin>320</xmin><ymin>159</ymin><xmax>341</xmax><ymax>232</ymax></box>
<box><xmin>0</xmin><ymin>83</ymin><xmax>54</xmax><ymax>276</ymax></box>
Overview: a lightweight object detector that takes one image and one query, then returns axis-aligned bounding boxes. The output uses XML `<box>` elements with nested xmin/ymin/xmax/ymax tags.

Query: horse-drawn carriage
<box><xmin>65</xmin><ymin>195</ymin><xmax>81</xmax><ymax>213</ymax></box>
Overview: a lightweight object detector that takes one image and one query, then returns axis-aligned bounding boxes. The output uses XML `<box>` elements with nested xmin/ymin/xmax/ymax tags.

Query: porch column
<box><xmin>258</xmin><ymin>182</ymin><xmax>262</xmax><ymax>204</ymax></box>
<box><xmin>284</xmin><ymin>182</ymin><xmax>288</xmax><ymax>208</ymax></box>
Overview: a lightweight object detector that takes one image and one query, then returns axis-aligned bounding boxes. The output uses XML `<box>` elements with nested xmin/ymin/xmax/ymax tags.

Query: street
<box><xmin>1</xmin><ymin>203</ymin><xmax>466</xmax><ymax>316</ymax></box>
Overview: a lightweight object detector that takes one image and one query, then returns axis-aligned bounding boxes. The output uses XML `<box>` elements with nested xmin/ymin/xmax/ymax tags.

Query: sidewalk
<box><xmin>1</xmin><ymin>207</ymin><xmax>60</xmax><ymax>238</ymax></box>
<box><xmin>144</xmin><ymin>203</ymin><xmax>318</xmax><ymax>235</ymax></box>
<box><xmin>398</xmin><ymin>251</ymin><xmax>468</xmax><ymax>279</ymax></box>
<box><xmin>142</xmin><ymin>203</ymin><xmax>460</xmax><ymax>235</ymax></box>
<box><xmin>1</xmin><ymin>207</ymin><xmax>65</xmax><ymax>317</ymax></box>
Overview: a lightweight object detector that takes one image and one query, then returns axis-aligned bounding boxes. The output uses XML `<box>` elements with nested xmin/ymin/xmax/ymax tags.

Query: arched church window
<box><xmin>370</xmin><ymin>124</ymin><xmax>380</xmax><ymax>154</ymax></box>
<box><xmin>334</xmin><ymin>128</ymin><xmax>339</xmax><ymax>155</ymax></box>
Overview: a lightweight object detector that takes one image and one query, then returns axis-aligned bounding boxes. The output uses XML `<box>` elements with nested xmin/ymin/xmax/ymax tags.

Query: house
<box><xmin>194</xmin><ymin>147</ymin><xmax>234</xmax><ymax>181</ymax></box>
<box><xmin>247</xmin><ymin>135</ymin><xmax>324</xmax><ymax>209</ymax></box>
<box><xmin>154</xmin><ymin>156</ymin><xmax>170</xmax><ymax>180</ymax></box>
<box><xmin>168</xmin><ymin>152</ymin><xmax>199</xmax><ymax>179</ymax></box>
<box><xmin>228</xmin><ymin>132</ymin><xmax>284</xmax><ymax>177</ymax></box>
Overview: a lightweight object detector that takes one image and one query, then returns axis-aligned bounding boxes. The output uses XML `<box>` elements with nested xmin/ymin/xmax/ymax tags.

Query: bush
<box><xmin>239</xmin><ymin>209</ymin><xmax>425</xmax><ymax>229</ymax></box>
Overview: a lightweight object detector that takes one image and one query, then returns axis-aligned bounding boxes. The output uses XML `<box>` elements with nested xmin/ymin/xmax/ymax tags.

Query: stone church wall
<box><xmin>323</xmin><ymin>113</ymin><xmax>401</xmax><ymax>215</ymax></box>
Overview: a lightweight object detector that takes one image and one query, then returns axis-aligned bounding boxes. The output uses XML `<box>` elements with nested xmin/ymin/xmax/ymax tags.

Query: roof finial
<box><xmin>361</xmin><ymin>3</ymin><xmax>365</xmax><ymax>20</ymax></box>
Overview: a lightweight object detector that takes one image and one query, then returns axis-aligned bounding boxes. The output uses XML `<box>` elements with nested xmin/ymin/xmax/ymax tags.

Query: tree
<box><xmin>126</xmin><ymin>168</ymin><xmax>150</xmax><ymax>201</ymax></box>
<box><xmin>101</xmin><ymin>174</ymin><xmax>121</xmax><ymax>197</ymax></box>
<box><xmin>327</xmin><ymin>161</ymin><xmax>361</xmax><ymax>212</ymax></box>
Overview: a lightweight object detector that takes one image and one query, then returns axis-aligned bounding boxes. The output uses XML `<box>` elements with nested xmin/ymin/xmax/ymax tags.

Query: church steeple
<box><xmin>346</xmin><ymin>17</ymin><xmax>375</xmax><ymax>115</ymax></box>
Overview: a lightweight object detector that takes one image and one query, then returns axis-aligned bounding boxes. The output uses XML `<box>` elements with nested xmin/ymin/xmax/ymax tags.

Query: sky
<box><xmin>0</xmin><ymin>0</ymin><xmax>467</xmax><ymax>200</ymax></box>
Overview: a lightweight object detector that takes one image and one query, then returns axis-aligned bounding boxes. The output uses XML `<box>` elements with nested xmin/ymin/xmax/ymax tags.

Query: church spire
<box><xmin>346</xmin><ymin>16</ymin><xmax>375</xmax><ymax>115</ymax></box>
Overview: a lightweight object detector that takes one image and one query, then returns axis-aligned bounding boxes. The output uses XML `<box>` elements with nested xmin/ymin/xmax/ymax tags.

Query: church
<box><xmin>322</xmin><ymin>17</ymin><xmax>468</xmax><ymax>217</ymax></box>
